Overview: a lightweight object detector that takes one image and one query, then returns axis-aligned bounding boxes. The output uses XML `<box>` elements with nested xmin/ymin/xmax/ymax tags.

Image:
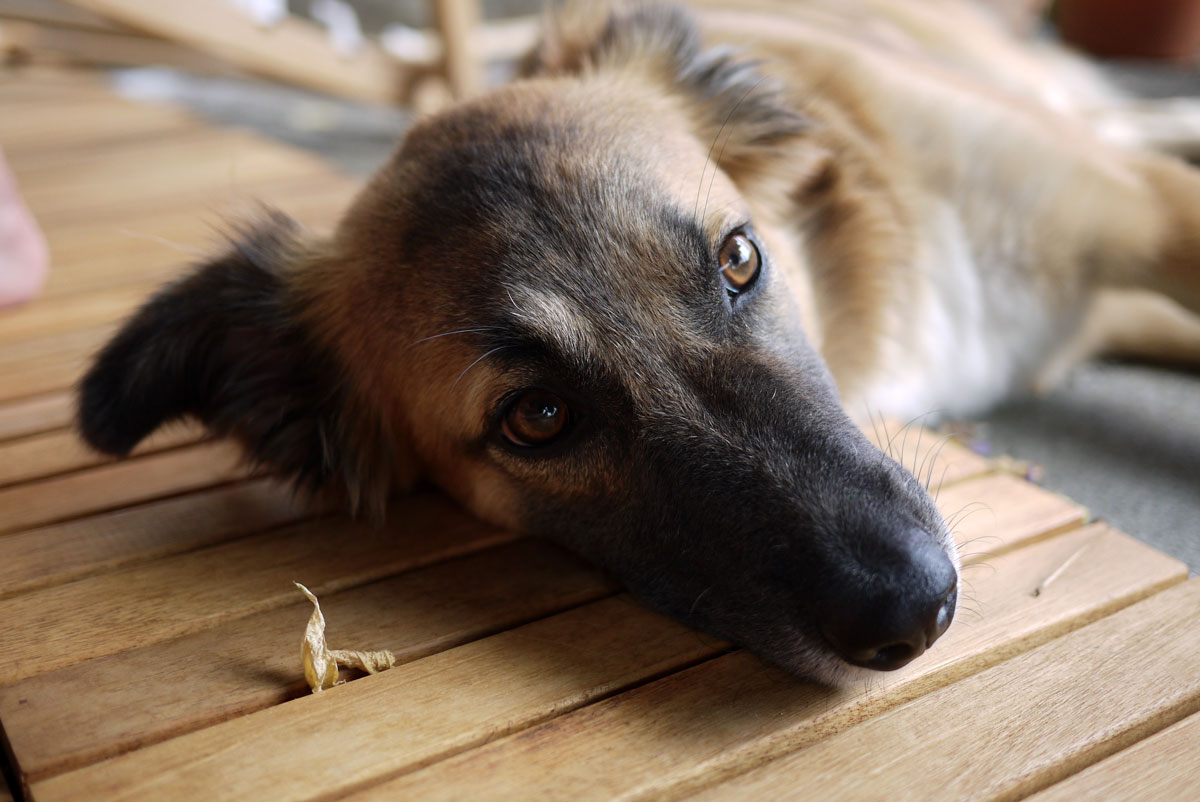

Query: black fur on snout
<box><xmin>517</xmin><ymin>348</ymin><xmax>958</xmax><ymax>682</ymax></box>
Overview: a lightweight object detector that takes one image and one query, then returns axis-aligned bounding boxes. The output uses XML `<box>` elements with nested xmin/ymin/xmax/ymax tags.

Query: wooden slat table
<box><xmin>1</xmin><ymin>68</ymin><xmax>1197</xmax><ymax>802</ymax></box>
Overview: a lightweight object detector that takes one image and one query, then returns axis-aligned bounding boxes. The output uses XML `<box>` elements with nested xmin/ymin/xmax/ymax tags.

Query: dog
<box><xmin>76</xmin><ymin>0</ymin><xmax>1200</xmax><ymax>684</ymax></box>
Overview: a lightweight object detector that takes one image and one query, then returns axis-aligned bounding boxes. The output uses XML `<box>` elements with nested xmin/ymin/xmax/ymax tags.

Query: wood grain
<box><xmin>0</xmin><ymin>348</ymin><xmax>87</xmax><ymax>401</ymax></box>
<box><xmin>1024</xmin><ymin>711</ymin><xmax>1200</xmax><ymax>802</ymax></box>
<box><xmin>0</xmin><ymin>95</ymin><xmax>196</xmax><ymax>154</ymax></box>
<box><xmin>862</xmin><ymin>423</ymin><xmax>991</xmax><ymax>489</ymax></box>
<box><xmin>0</xmin><ymin>391</ymin><xmax>73</xmax><ymax>441</ymax></box>
<box><xmin>68</xmin><ymin>0</ymin><xmax>407</xmax><ymax>104</ymax></box>
<box><xmin>32</xmin><ymin>594</ymin><xmax>723</xmax><ymax>802</ymax></box>
<box><xmin>0</xmin><ymin>477</ymin><xmax>319</xmax><ymax>599</ymax></box>
<box><xmin>688</xmin><ymin>579</ymin><xmax>1200</xmax><ymax>802</ymax></box>
<box><xmin>934</xmin><ymin>473</ymin><xmax>1088</xmax><ymax>561</ymax></box>
<box><xmin>33</xmin><ymin>178</ymin><xmax>358</xmax><ymax>302</ymax></box>
<box><xmin>0</xmin><ymin>493</ymin><xmax>512</xmax><ymax>683</ymax></box>
<box><xmin>0</xmin><ymin>422</ymin><xmax>202</xmax><ymax>489</ymax></box>
<box><xmin>0</xmin><ymin>440</ymin><xmax>249</xmax><ymax>534</ymax></box>
<box><xmin>342</xmin><ymin>525</ymin><xmax>1187</xmax><ymax>802</ymax></box>
<box><xmin>17</xmin><ymin>132</ymin><xmax>337</xmax><ymax>224</ymax></box>
<box><xmin>1</xmin><ymin>539</ymin><xmax>617</xmax><ymax>781</ymax></box>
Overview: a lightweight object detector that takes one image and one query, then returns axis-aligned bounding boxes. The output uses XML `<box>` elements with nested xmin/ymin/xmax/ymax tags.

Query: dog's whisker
<box><xmin>916</xmin><ymin>431</ymin><xmax>956</xmax><ymax>491</ymax></box>
<box><xmin>945</xmin><ymin>500</ymin><xmax>992</xmax><ymax>529</ymax></box>
<box><xmin>114</xmin><ymin>228</ymin><xmax>207</xmax><ymax>256</ymax></box>
<box><xmin>450</xmin><ymin>346</ymin><xmax>512</xmax><ymax>392</ymax></box>
<box><xmin>409</xmin><ymin>326</ymin><xmax>503</xmax><ymax>347</ymax></box>
<box><xmin>702</xmin><ymin>80</ymin><xmax>765</xmax><ymax>221</ymax></box>
<box><xmin>923</xmin><ymin>432</ymin><xmax>958</xmax><ymax>493</ymax></box>
<box><xmin>688</xmin><ymin>586</ymin><xmax>713</xmax><ymax>616</ymax></box>
<box><xmin>696</xmin><ymin>76</ymin><xmax>767</xmax><ymax>223</ymax></box>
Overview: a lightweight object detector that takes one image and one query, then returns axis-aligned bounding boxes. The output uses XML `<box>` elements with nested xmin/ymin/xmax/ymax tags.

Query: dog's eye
<box><xmin>501</xmin><ymin>390</ymin><xmax>569</xmax><ymax>448</ymax></box>
<box><xmin>719</xmin><ymin>232</ymin><xmax>761</xmax><ymax>296</ymax></box>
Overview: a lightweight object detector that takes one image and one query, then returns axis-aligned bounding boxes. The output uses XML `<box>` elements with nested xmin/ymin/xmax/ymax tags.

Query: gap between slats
<box><xmin>1022</xmin><ymin>710</ymin><xmax>1200</xmax><ymax>802</ymax></box>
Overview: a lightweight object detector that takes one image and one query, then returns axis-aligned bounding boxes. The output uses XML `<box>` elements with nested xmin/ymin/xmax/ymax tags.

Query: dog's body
<box><xmin>79</xmin><ymin>0</ymin><xmax>1200</xmax><ymax>684</ymax></box>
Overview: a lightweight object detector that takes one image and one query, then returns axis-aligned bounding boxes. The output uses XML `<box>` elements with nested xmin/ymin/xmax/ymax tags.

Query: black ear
<box><xmin>78</xmin><ymin>214</ymin><xmax>389</xmax><ymax>512</ymax></box>
<box><xmin>534</xmin><ymin>3</ymin><xmax>809</xmax><ymax>169</ymax></box>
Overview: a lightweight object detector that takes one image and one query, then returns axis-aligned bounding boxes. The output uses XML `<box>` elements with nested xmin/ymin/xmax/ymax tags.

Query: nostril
<box><xmin>865</xmin><ymin>642</ymin><xmax>918</xmax><ymax>671</ymax></box>
<box><xmin>819</xmin><ymin>528</ymin><xmax>959</xmax><ymax>672</ymax></box>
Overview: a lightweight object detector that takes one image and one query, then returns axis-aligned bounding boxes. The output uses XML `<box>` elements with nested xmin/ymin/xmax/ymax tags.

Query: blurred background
<box><xmin>1</xmin><ymin>0</ymin><xmax>1197</xmax><ymax>569</ymax></box>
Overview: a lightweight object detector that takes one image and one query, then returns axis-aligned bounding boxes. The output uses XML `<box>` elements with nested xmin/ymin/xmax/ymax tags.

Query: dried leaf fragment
<box><xmin>295</xmin><ymin>582</ymin><xmax>398</xmax><ymax>693</ymax></box>
<box><xmin>330</xmin><ymin>648</ymin><xmax>397</xmax><ymax>674</ymax></box>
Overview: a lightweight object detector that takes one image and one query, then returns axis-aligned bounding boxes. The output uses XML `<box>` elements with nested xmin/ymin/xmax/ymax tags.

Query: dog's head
<box><xmin>79</xmin><ymin>4</ymin><xmax>957</xmax><ymax>683</ymax></box>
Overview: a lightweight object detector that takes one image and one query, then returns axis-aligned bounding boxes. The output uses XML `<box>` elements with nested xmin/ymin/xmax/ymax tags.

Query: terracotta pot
<box><xmin>1057</xmin><ymin>0</ymin><xmax>1200</xmax><ymax>62</ymax></box>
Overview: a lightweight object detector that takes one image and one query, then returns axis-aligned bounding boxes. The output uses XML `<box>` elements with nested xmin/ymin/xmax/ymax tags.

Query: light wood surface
<box><xmin>2</xmin><ymin>539</ymin><xmax>617</xmax><ymax>782</ymax></box>
<box><xmin>1</xmin><ymin>69</ymin><xmax>1195</xmax><ymax>802</ymax></box>
<box><xmin>0</xmin><ymin>390</ymin><xmax>73</xmax><ymax>441</ymax></box>
<box><xmin>688</xmin><ymin>579</ymin><xmax>1200</xmax><ymax>802</ymax></box>
<box><xmin>341</xmin><ymin>525</ymin><xmax>1186</xmax><ymax>802</ymax></box>
<box><xmin>0</xmin><ymin>477</ymin><xmax>320</xmax><ymax>599</ymax></box>
<box><xmin>1024</xmin><ymin>711</ymin><xmax>1200</xmax><ymax>802</ymax></box>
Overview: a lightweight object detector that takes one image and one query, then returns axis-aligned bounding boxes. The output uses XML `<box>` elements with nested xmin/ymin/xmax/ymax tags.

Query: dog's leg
<box><xmin>1035</xmin><ymin>288</ymin><xmax>1200</xmax><ymax>393</ymax></box>
<box><xmin>1095</xmin><ymin>153</ymin><xmax>1200</xmax><ymax>316</ymax></box>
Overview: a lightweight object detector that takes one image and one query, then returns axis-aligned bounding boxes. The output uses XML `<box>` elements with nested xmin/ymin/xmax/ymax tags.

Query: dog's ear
<box><xmin>78</xmin><ymin>214</ymin><xmax>393</xmax><ymax>515</ymax></box>
<box><xmin>533</xmin><ymin>2</ymin><xmax>809</xmax><ymax>173</ymax></box>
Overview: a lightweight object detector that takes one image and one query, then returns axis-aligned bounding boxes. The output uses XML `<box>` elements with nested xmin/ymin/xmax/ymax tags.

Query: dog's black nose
<box><xmin>819</xmin><ymin>528</ymin><xmax>958</xmax><ymax>671</ymax></box>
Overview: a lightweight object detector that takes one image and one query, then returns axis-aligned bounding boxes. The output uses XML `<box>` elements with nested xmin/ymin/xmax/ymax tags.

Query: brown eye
<box><xmin>718</xmin><ymin>232</ymin><xmax>761</xmax><ymax>295</ymax></box>
<box><xmin>502</xmin><ymin>390</ymin><xmax>569</xmax><ymax>448</ymax></box>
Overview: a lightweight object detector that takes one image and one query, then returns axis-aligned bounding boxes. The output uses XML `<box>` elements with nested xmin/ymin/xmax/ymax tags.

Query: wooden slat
<box><xmin>0</xmin><ymin>477</ymin><xmax>319</xmax><ymax>599</ymax></box>
<box><xmin>0</xmin><ymin>391</ymin><xmax>72</xmax><ymax>441</ymax></box>
<box><xmin>687</xmin><ymin>579</ymin><xmax>1200</xmax><ymax>802</ymax></box>
<box><xmin>7</xmin><ymin>20</ymin><xmax>241</xmax><ymax>79</ymax></box>
<box><xmin>1024</xmin><ymin>711</ymin><xmax>1200</xmax><ymax>802</ymax></box>
<box><xmin>0</xmin><ymin>493</ymin><xmax>511</xmax><ymax>684</ymax></box>
<box><xmin>0</xmin><ymin>287</ymin><xmax>131</xmax><ymax>346</ymax></box>
<box><xmin>68</xmin><ymin>0</ymin><xmax>407</xmax><ymax>105</ymax></box>
<box><xmin>1</xmin><ymin>539</ymin><xmax>617</xmax><ymax>781</ymax></box>
<box><xmin>0</xmin><ymin>322</ymin><xmax>108</xmax><ymax>367</ymax></box>
<box><xmin>15</xmin><ymin>159</ymin><xmax>343</xmax><ymax>237</ymax></box>
<box><xmin>0</xmin><ymin>95</ymin><xmax>197</xmax><ymax>154</ymax></box>
<box><xmin>32</xmin><ymin>180</ymin><xmax>359</xmax><ymax>303</ymax></box>
<box><xmin>341</xmin><ymin>524</ymin><xmax>1187</xmax><ymax>802</ymax></box>
<box><xmin>0</xmin><ymin>422</ymin><xmax>201</xmax><ymax>489</ymax></box>
<box><xmin>0</xmin><ymin>0</ymin><xmax>123</xmax><ymax>33</ymax></box>
<box><xmin>31</xmin><ymin>594</ymin><xmax>722</xmax><ymax>802</ymax></box>
<box><xmin>0</xmin><ymin>67</ymin><xmax>105</xmax><ymax>103</ymax></box>
<box><xmin>16</xmin><ymin>132</ymin><xmax>338</xmax><ymax>223</ymax></box>
<box><xmin>934</xmin><ymin>473</ymin><xmax>1088</xmax><ymax>561</ymax></box>
<box><xmin>863</xmin><ymin>422</ymin><xmax>991</xmax><ymax>489</ymax></box>
<box><xmin>0</xmin><ymin>440</ymin><xmax>248</xmax><ymax>534</ymax></box>
<box><xmin>0</xmin><ymin>348</ymin><xmax>85</xmax><ymax>402</ymax></box>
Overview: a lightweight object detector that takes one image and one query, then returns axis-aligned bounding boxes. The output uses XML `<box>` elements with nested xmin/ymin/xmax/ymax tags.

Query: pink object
<box><xmin>0</xmin><ymin>148</ymin><xmax>49</xmax><ymax>308</ymax></box>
